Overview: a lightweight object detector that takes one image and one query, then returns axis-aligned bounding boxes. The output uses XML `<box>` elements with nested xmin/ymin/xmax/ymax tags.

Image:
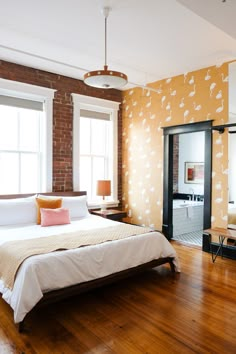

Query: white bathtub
<box><xmin>173</xmin><ymin>199</ymin><xmax>204</xmax><ymax>236</ymax></box>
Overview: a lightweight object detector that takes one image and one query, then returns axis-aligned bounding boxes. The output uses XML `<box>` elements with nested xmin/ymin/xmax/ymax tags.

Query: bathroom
<box><xmin>172</xmin><ymin>131</ymin><xmax>205</xmax><ymax>244</ymax></box>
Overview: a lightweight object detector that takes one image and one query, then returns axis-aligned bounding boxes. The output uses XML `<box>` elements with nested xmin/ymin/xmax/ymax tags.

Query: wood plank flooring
<box><xmin>0</xmin><ymin>241</ymin><xmax>236</xmax><ymax>353</ymax></box>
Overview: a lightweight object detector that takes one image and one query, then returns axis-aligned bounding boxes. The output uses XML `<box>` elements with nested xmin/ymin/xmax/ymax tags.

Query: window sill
<box><xmin>88</xmin><ymin>200</ymin><xmax>119</xmax><ymax>210</ymax></box>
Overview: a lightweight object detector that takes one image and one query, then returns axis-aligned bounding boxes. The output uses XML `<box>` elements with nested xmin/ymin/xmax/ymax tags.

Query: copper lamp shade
<box><xmin>96</xmin><ymin>180</ymin><xmax>111</xmax><ymax>199</ymax></box>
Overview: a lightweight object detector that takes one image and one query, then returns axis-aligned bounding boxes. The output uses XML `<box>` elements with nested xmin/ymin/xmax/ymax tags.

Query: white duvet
<box><xmin>0</xmin><ymin>215</ymin><xmax>180</xmax><ymax>323</ymax></box>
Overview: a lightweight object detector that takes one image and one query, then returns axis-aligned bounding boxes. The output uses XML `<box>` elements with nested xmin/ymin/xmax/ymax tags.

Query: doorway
<box><xmin>162</xmin><ymin>121</ymin><xmax>212</xmax><ymax>240</ymax></box>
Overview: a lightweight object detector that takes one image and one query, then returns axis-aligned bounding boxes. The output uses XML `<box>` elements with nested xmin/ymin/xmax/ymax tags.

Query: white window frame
<box><xmin>0</xmin><ymin>78</ymin><xmax>56</xmax><ymax>192</ymax></box>
<box><xmin>72</xmin><ymin>93</ymin><xmax>120</xmax><ymax>208</ymax></box>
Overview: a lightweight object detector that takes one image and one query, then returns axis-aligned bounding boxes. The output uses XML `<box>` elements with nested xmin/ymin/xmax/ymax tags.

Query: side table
<box><xmin>91</xmin><ymin>209</ymin><xmax>127</xmax><ymax>222</ymax></box>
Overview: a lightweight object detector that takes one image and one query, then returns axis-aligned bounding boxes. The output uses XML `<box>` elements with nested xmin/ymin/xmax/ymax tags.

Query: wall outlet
<box><xmin>128</xmin><ymin>209</ymin><xmax>132</xmax><ymax>217</ymax></box>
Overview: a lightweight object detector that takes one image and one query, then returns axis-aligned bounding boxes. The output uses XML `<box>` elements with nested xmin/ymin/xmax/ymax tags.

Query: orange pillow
<box><xmin>35</xmin><ymin>197</ymin><xmax>62</xmax><ymax>224</ymax></box>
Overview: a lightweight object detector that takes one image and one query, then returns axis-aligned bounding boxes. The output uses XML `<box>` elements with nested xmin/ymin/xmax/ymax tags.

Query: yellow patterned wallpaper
<box><xmin>121</xmin><ymin>63</ymin><xmax>230</xmax><ymax>230</ymax></box>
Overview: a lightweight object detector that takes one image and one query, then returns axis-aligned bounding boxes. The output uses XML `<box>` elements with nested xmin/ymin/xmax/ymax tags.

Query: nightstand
<box><xmin>91</xmin><ymin>209</ymin><xmax>127</xmax><ymax>222</ymax></box>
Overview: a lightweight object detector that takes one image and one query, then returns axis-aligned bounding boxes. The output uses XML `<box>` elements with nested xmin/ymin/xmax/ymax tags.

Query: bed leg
<box><xmin>169</xmin><ymin>260</ymin><xmax>176</xmax><ymax>273</ymax></box>
<box><xmin>18</xmin><ymin>320</ymin><xmax>25</xmax><ymax>333</ymax></box>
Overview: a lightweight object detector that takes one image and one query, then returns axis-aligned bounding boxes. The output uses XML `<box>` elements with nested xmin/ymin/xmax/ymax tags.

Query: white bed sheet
<box><xmin>0</xmin><ymin>215</ymin><xmax>180</xmax><ymax>323</ymax></box>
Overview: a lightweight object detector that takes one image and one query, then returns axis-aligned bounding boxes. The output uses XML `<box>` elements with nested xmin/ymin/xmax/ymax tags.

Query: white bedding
<box><xmin>0</xmin><ymin>215</ymin><xmax>180</xmax><ymax>323</ymax></box>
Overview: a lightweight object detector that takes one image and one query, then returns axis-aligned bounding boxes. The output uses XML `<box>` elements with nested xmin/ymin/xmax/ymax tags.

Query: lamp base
<box><xmin>100</xmin><ymin>203</ymin><xmax>107</xmax><ymax>212</ymax></box>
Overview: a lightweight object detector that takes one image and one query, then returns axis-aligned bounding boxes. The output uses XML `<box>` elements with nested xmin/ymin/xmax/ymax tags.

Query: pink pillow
<box><xmin>40</xmin><ymin>208</ymin><xmax>70</xmax><ymax>227</ymax></box>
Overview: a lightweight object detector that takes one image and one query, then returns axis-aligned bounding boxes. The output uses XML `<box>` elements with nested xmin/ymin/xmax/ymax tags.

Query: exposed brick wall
<box><xmin>173</xmin><ymin>134</ymin><xmax>179</xmax><ymax>193</ymax></box>
<box><xmin>0</xmin><ymin>60</ymin><xmax>122</xmax><ymax>202</ymax></box>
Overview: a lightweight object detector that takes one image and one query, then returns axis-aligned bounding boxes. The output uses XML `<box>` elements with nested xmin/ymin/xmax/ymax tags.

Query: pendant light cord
<box><xmin>104</xmin><ymin>15</ymin><xmax>108</xmax><ymax>68</ymax></box>
<box><xmin>105</xmin><ymin>16</ymin><xmax>107</xmax><ymax>68</ymax></box>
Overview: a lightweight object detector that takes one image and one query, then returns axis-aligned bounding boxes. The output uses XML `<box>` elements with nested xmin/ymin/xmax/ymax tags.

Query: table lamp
<box><xmin>96</xmin><ymin>180</ymin><xmax>111</xmax><ymax>211</ymax></box>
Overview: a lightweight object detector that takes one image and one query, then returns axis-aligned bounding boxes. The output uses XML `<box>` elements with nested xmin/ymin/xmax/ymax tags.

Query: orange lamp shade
<box><xmin>96</xmin><ymin>180</ymin><xmax>111</xmax><ymax>198</ymax></box>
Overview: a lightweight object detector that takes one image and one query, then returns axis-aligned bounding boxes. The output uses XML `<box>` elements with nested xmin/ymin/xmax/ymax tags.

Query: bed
<box><xmin>0</xmin><ymin>192</ymin><xmax>180</xmax><ymax>332</ymax></box>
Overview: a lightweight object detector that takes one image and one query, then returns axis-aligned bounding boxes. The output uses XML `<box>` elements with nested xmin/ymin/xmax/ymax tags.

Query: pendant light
<box><xmin>84</xmin><ymin>7</ymin><xmax>128</xmax><ymax>89</ymax></box>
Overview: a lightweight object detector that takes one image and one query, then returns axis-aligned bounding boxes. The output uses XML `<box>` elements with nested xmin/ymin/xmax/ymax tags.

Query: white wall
<box><xmin>178</xmin><ymin>131</ymin><xmax>205</xmax><ymax>195</ymax></box>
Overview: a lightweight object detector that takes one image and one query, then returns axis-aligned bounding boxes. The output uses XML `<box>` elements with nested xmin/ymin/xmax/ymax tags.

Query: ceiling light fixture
<box><xmin>84</xmin><ymin>7</ymin><xmax>128</xmax><ymax>89</ymax></box>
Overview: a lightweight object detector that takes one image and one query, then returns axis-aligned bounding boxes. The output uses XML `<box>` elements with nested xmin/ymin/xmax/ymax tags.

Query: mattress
<box><xmin>0</xmin><ymin>215</ymin><xmax>180</xmax><ymax>323</ymax></box>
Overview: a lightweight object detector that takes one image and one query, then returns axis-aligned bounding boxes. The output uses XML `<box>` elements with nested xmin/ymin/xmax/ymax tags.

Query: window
<box><xmin>0</xmin><ymin>79</ymin><xmax>55</xmax><ymax>194</ymax></box>
<box><xmin>72</xmin><ymin>94</ymin><xmax>120</xmax><ymax>206</ymax></box>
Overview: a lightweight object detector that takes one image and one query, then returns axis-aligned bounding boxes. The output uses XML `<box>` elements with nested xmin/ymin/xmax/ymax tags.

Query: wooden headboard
<box><xmin>0</xmin><ymin>191</ymin><xmax>87</xmax><ymax>199</ymax></box>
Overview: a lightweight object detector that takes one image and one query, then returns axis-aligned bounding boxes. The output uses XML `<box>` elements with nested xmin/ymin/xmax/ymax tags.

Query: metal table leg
<box><xmin>211</xmin><ymin>235</ymin><xmax>225</xmax><ymax>263</ymax></box>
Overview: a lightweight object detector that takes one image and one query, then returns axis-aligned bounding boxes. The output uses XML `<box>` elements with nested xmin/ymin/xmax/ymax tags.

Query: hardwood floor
<box><xmin>1</xmin><ymin>241</ymin><xmax>236</xmax><ymax>353</ymax></box>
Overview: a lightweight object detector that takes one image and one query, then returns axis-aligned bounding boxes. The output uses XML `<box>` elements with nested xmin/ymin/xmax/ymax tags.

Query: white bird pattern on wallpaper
<box><xmin>161</xmin><ymin>96</ymin><xmax>166</xmax><ymax>108</ymax></box>
<box><xmin>216</xmin><ymin>135</ymin><xmax>222</xmax><ymax>145</ymax></box>
<box><xmin>149</xmin><ymin>113</ymin><xmax>156</xmax><ymax>119</ymax></box>
<box><xmin>193</xmin><ymin>102</ymin><xmax>202</xmax><ymax>111</ymax></box>
<box><xmin>157</xmin><ymin>123</ymin><xmax>162</xmax><ymax>132</ymax></box>
<box><xmin>156</xmin><ymin>85</ymin><xmax>163</xmax><ymax>94</ymax></box>
<box><xmin>139</xmin><ymin>109</ymin><xmax>143</xmax><ymax>117</ymax></box>
<box><xmin>183</xmin><ymin>73</ymin><xmax>188</xmax><ymax>83</ymax></box>
<box><xmin>132</xmin><ymin>99</ymin><xmax>137</xmax><ymax>106</ymax></box>
<box><xmin>166</xmin><ymin>78</ymin><xmax>172</xmax><ymax>84</ymax></box>
<box><xmin>216</xmin><ymin>100</ymin><xmax>224</xmax><ymax>113</ymax></box>
<box><xmin>215</xmin><ymin>181</ymin><xmax>222</xmax><ymax>190</ymax></box>
<box><xmin>166</xmin><ymin>102</ymin><xmax>171</xmax><ymax>110</ymax></box>
<box><xmin>170</xmin><ymin>88</ymin><xmax>177</xmax><ymax>96</ymax></box>
<box><xmin>215</xmin><ymin>190</ymin><xmax>223</xmax><ymax>204</ymax></box>
<box><xmin>221</xmin><ymin>210</ymin><xmax>227</xmax><ymax>221</ymax></box>
<box><xmin>205</xmin><ymin>69</ymin><xmax>211</xmax><ymax>80</ymax></box>
<box><xmin>210</xmin><ymin>82</ymin><xmax>216</xmax><ymax>96</ymax></box>
<box><xmin>221</xmin><ymin>165</ymin><xmax>228</xmax><ymax>175</ymax></box>
<box><xmin>221</xmin><ymin>74</ymin><xmax>228</xmax><ymax>82</ymax></box>
<box><xmin>189</xmin><ymin>76</ymin><xmax>194</xmax><ymax>85</ymax></box>
<box><xmin>165</xmin><ymin>111</ymin><xmax>172</xmax><ymax>122</ymax></box>
<box><xmin>216</xmin><ymin>145</ymin><xmax>224</xmax><ymax>158</ymax></box>
<box><xmin>184</xmin><ymin>110</ymin><xmax>189</xmax><ymax>118</ymax></box>
<box><xmin>179</xmin><ymin>98</ymin><xmax>185</xmax><ymax>108</ymax></box>
<box><xmin>146</xmin><ymin>97</ymin><xmax>152</xmax><ymax>108</ymax></box>
<box><xmin>189</xmin><ymin>85</ymin><xmax>196</xmax><ymax>97</ymax></box>
<box><xmin>216</xmin><ymin>90</ymin><xmax>222</xmax><ymax>99</ymax></box>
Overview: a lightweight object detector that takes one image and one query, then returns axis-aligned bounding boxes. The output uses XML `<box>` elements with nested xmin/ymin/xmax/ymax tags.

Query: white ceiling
<box><xmin>0</xmin><ymin>0</ymin><xmax>236</xmax><ymax>89</ymax></box>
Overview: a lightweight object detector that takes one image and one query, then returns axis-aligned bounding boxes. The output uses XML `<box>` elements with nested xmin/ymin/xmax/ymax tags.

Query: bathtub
<box><xmin>172</xmin><ymin>199</ymin><xmax>204</xmax><ymax>237</ymax></box>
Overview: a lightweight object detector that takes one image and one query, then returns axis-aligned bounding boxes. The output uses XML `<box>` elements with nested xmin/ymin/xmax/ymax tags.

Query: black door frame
<box><xmin>162</xmin><ymin>121</ymin><xmax>212</xmax><ymax>239</ymax></box>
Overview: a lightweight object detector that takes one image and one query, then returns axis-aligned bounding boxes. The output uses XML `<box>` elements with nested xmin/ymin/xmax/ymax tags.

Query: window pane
<box><xmin>19</xmin><ymin>109</ymin><xmax>40</xmax><ymax>151</ymax></box>
<box><xmin>80</xmin><ymin>156</ymin><xmax>91</xmax><ymax>199</ymax></box>
<box><xmin>0</xmin><ymin>106</ymin><xmax>18</xmax><ymax>150</ymax></box>
<box><xmin>92</xmin><ymin>157</ymin><xmax>105</xmax><ymax>200</ymax></box>
<box><xmin>0</xmin><ymin>152</ymin><xmax>19</xmax><ymax>193</ymax></box>
<box><xmin>79</xmin><ymin>113</ymin><xmax>113</xmax><ymax>203</ymax></box>
<box><xmin>80</xmin><ymin>118</ymin><xmax>90</xmax><ymax>154</ymax></box>
<box><xmin>20</xmin><ymin>153</ymin><xmax>39</xmax><ymax>193</ymax></box>
<box><xmin>91</xmin><ymin>119</ymin><xmax>106</xmax><ymax>155</ymax></box>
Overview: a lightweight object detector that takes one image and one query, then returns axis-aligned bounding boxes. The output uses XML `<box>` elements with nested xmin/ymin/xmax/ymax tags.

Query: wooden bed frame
<box><xmin>0</xmin><ymin>192</ymin><xmax>176</xmax><ymax>332</ymax></box>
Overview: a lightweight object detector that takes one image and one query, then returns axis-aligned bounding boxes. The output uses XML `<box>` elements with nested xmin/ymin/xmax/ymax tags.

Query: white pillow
<box><xmin>0</xmin><ymin>195</ymin><xmax>37</xmax><ymax>226</ymax></box>
<box><xmin>37</xmin><ymin>194</ymin><xmax>89</xmax><ymax>219</ymax></box>
<box><xmin>62</xmin><ymin>195</ymin><xmax>89</xmax><ymax>219</ymax></box>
